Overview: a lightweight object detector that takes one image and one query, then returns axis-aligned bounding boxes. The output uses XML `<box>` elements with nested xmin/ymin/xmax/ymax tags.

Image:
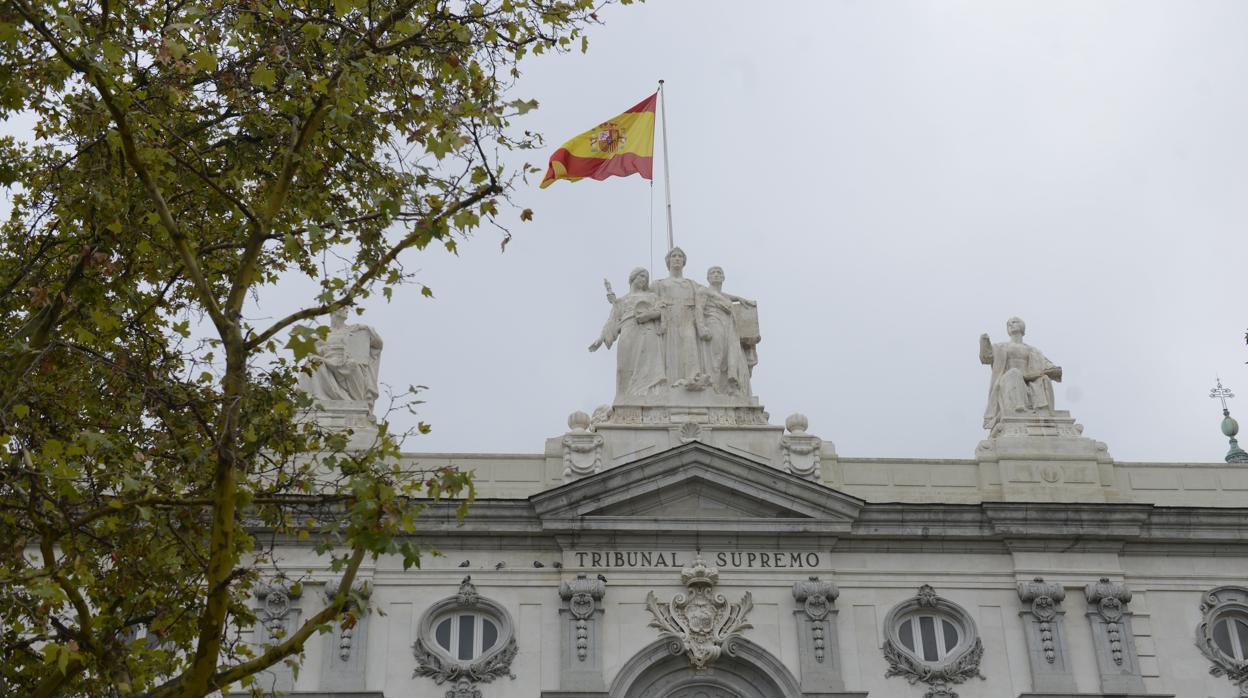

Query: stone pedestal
<box><xmin>976</xmin><ymin>412</ymin><xmax>1115</xmax><ymax>502</ymax></box>
<box><xmin>297</xmin><ymin>400</ymin><xmax>379</xmax><ymax>450</ymax></box>
<box><xmin>550</xmin><ymin>396</ymin><xmax>840</xmax><ymax>481</ymax></box>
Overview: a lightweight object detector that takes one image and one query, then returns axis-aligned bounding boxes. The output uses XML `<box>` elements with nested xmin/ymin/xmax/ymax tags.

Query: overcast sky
<box><xmin>11</xmin><ymin>2</ymin><xmax>1248</xmax><ymax>462</ymax></box>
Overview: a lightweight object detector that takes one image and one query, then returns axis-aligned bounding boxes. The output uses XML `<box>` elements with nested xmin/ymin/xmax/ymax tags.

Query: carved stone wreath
<box><xmin>645</xmin><ymin>554</ymin><xmax>754</xmax><ymax>671</ymax></box>
<box><xmin>1195</xmin><ymin>586</ymin><xmax>1248</xmax><ymax>696</ymax></box>
<box><xmin>412</xmin><ymin>576</ymin><xmax>517</xmax><ymax>689</ymax></box>
<box><xmin>882</xmin><ymin>585</ymin><xmax>985</xmax><ymax>698</ymax></box>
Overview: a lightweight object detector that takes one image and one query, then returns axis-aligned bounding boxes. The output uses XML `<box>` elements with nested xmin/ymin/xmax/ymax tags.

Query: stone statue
<box><xmin>980</xmin><ymin>317</ymin><xmax>1062</xmax><ymax>429</ymax></box>
<box><xmin>651</xmin><ymin>247</ymin><xmax>710</xmax><ymax>391</ymax></box>
<box><xmin>589</xmin><ymin>268</ymin><xmax>666</xmax><ymax>399</ymax></box>
<box><xmin>298</xmin><ymin>307</ymin><xmax>384</xmax><ymax>411</ymax></box>
<box><xmin>697</xmin><ymin>266</ymin><xmax>754</xmax><ymax>396</ymax></box>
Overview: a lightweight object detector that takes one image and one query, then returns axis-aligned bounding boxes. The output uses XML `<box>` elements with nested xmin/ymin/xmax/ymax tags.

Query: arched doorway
<box><xmin>611</xmin><ymin>638</ymin><xmax>800</xmax><ymax>698</ymax></box>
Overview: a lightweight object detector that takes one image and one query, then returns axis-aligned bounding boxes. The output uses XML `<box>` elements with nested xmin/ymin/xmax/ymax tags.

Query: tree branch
<box><xmin>10</xmin><ymin>0</ymin><xmax>232</xmax><ymax>337</ymax></box>
<box><xmin>246</xmin><ymin>183</ymin><xmax>500</xmax><ymax>351</ymax></box>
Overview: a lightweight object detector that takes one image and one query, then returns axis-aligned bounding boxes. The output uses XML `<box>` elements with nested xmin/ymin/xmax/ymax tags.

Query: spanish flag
<box><xmin>540</xmin><ymin>93</ymin><xmax>657</xmax><ymax>189</ymax></box>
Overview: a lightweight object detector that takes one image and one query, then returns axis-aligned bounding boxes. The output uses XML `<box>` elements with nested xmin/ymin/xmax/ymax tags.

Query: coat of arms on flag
<box><xmin>590</xmin><ymin>122</ymin><xmax>625</xmax><ymax>154</ymax></box>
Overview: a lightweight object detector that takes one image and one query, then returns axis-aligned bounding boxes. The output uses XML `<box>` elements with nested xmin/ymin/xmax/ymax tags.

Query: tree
<box><xmin>0</xmin><ymin>0</ymin><xmax>621</xmax><ymax>695</ymax></box>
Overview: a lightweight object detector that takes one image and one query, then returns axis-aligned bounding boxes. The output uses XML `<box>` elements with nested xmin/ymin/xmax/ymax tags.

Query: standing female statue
<box><xmin>651</xmin><ymin>247</ymin><xmax>709</xmax><ymax>390</ymax></box>
<box><xmin>697</xmin><ymin>266</ymin><xmax>754</xmax><ymax>397</ymax></box>
<box><xmin>589</xmin><ymin>268</ymin><xmax>666</xmax><ymax>399</ymax></box>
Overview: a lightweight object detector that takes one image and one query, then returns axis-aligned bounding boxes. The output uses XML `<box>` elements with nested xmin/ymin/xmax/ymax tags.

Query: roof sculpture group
<box><xmin>585</xmin><ymin>246</ymin><xmax>1069</xmax><ymax>436</ymax></box>
<box><xmin>588</xmin><ymin>247</ymin><xmax>758</xmax><ymax>403</ymax></box>
<box><xmin>294</xmin><ymin>246</ymin><xmax>1247</xmax><ymax>465</ymax></box>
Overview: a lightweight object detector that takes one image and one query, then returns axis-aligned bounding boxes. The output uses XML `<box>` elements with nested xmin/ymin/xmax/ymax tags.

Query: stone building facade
<box><xmin>275</xmin><ymin>258</ymin><xmax>1248</xmax><ymax>698</ymax></box>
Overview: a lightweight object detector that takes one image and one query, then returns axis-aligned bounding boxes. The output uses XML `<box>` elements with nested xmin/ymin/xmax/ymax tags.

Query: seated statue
<box><xmin>980</xmin><ymin>317</ymin><xmax>1062</xmax><ymax>430</ymax></box>
<box><xmin>298</xmin><ymin>307</ymin><xmax>384</xmax><ymax>412</ymax></box>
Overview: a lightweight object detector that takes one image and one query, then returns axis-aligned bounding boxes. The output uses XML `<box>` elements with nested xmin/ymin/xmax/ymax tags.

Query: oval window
<box><xmin>897</xmin><ymin>613</ymin><xmax>962</xmax><ymax>662</ymax></box>
<box><xmin>1212</xmin><ymin>614</ymin><xmax>1248</xmax><ymax>661</ymax></box>
<box><xmin>434</xmin><ymin>613</ymin><xmax>501</xmax><ymax>661</ymax></box>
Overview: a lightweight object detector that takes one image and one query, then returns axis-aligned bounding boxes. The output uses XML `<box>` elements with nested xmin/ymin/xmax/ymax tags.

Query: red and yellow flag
<box><xmin>540</xmin><ymin>93</ymin><xmax>657</xmax><ymax>189</ymax></box>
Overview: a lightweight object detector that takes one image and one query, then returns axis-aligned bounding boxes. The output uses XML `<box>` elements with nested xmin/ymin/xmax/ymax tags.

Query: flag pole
<box><xmin>658</xmin><ymin>80</ymin><xmax>674</xmax><ymax>252</ymax></box>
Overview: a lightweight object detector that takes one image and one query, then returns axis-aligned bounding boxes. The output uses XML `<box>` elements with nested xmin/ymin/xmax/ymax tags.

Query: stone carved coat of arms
<box><xmin>644</xmin><ymin>555</ymin><xmax>753</xmax><ymax>671</ymax></box>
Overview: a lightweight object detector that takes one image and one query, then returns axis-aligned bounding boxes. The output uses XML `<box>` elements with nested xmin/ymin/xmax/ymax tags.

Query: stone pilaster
<box><xmin>1084</xmin><ymin>577</ymin><xmax>1146</xmax><ymax>694</ymax></box>
<box><xmin>1016</xmin><ymin>577</ymin><xmax>1076</xmax><ymax>694</ymax></box>
<box><xmin>558</xmin><ymin>573</ymin><xmax>607</xmax><ymax>691</ymax></box>
<box><xmin>254</xmin><ymin>579</ymin><xmax>302</xmax><ymax>692</ymax></box>
<box><xmin>319</xmin><ymin>578</ymin><xmax>371</xmax><ymax>692</ymax></box>
<box><xmin>791</xmin><ymin>576</ymin><xmax>846</xmax><ymax>692</ymax></box>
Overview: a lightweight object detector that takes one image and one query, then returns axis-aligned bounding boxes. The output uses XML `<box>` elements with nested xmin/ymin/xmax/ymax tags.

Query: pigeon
<box><xmin>597</xmin><ymin>574</ymin><xmax>608</xmax><ymax>583</ymax></box>
<box><xmin>552</xmin><ymin>561</ymin><xmax>563</xmax><ymax>569</ymax></box>
<box><xmin>532</xmin><ymin>561</ymin><xmax>545</xmax><ymax>568</ymax></box>
<box><xmin>494</xmin><ymin>561</ymin><xmax>506</xmax><ymax>570</ymax></box>
<box><xmin>457</xmin><ymin>560</ymin><xmax>470</xmax><ymax>567</ymax></box>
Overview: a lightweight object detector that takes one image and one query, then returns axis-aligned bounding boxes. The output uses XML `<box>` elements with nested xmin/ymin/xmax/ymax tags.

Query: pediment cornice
<box><xmin>530</xmin><ymin>442</ymin><xmax>864</xmax><ymax>534</ymax></box>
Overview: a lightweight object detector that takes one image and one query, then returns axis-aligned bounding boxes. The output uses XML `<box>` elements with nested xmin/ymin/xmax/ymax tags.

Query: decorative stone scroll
<box><xmin>558</xmin><ymin>573</ymin><xmax>607</xmax><ymax>691</ymax></box>
<box><xmin>1195</xmin><ymin>586</ymin><xmax>1248</xmax><ymax>696</ymax></box>
<box><xmin>561</xmin><ymin>411</ymin><xmax>604</xmax><ymax>483</ymax></box>
<box><xmin>320</xmin><ymin>578</ymin><xmax>372</xmax><ymax>691</ymax></box>
<box><xmin>1084</xmin><ymin>577</ymin><xmax>1146</xmax><ymax>694</ymax></box>
<box><xmin>882</xmin><ymin>585</ymin><xmax>985</xmax><ymax>698</ymax></box>
<box><xmin>644</xmin><ymin>554</ymin><xmax>754</xmax><ymax>671</ymax></box>
<box><xmin>781</xmin><ymin>413</ymin><xmax>823</xmax><ymax>480</ymax></box>
<box><xmin>792</xmin><ymin>576</ymin><xmax>847</xmax><ymax>691</ymax></box>
<box><xmin>1016</xmin><ymin>577</ymin><xmax>1076</xmax><ymax>693</ymax></box>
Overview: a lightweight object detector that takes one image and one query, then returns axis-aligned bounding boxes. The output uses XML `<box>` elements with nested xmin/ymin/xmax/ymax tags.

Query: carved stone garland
<box><xmin>645</xmin><ymin>554</ymin><xmax>754</xmax><ymax>671</ymax></box>
<box><xmin>1017</xmin><ymin>577</ymin><xmax>1064</xmax><ymax>664</ymax></box>
<box><xmin>323</xmin><ymin>579</ymin><xmax>371</xmax><ymax>662</ymax></box>
<box><xmin>1195</xmin><ymin>586</ymin><xmax>1248</xmax><ymax>697</ymax></box>
<box><xmin>560</xmin><ymin>573</ymin><xmax>606</xmax><ymax>662</ymax></box>
<box><xmin>413</xmin><ymin>576</ymin><xmax>518</xmax><ymax>689</ymax></box>
<box><xmin>792</xmin><ymin>576</ymin><xmax>839</xmax><ymax>663</ymax></box>
<box><xmin>1085</xmin><ymin>577</ymin><xmax>1130</xmax><ymax>666</ymax></box>
<box><xmin>882</xmin><ymin>585</ymin><xmax>985</xmax><ymax>698</ymax></box>
<box><xmin>256</xmin><ymin>580</ymin><xmax>302</xmax><ymax>642</ymax></box>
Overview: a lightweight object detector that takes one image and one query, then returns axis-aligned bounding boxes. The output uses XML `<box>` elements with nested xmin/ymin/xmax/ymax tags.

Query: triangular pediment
<box><xmin>594</xmin><ymin>479</ymin><xmax>799</xmax><ymax>519</ymax></box>
<box><xmin>530</xmin><ymin>442</ymin><xmax>864</xmax><ymax>536</ymax></box>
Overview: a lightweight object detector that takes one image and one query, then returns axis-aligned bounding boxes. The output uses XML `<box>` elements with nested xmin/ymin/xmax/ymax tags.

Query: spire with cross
<box><xmin>1209</xmin><ymin>377</ymin><xmax>1248</xmax><ymax>464</ymax></box>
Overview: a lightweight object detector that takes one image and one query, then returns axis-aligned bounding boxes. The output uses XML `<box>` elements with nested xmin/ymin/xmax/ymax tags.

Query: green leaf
<box><xmin>102</xmin><ymin>41</ymin><xmax>124</xmax><ymax>64</ymax></box>
<box><xmin>286</xmin><ymin>327</ymin><xmax>321</xmax><ymax>361</ymax></box>
<box><xmin>252</xmin><ymin>65</ymin><xmax>276</xmax><ymax>88</ymax></box>
<box><xmin>191</xmin><ymin>51</ymin><xmax>218</xmax><ymax>72</ymax></box>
